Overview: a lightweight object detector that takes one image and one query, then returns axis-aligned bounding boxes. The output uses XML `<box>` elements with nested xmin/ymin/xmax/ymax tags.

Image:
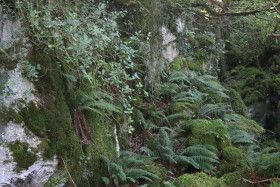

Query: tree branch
<box><xmin>267</xmin><ymin>33</ymin><xmax>280</xmax><ymax>37</ymax></box>
<box><xmin>191</xmin><ymin>3</ymin><xmax>278</xmax><ymax>17</ymax></box>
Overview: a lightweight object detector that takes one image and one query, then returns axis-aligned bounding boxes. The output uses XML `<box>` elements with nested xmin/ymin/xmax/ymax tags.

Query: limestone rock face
<box><xmin>0</xmin><ymin>7</ymin><xmax>58</xmax><ymax>186</ymax></box>
<box><xmin>162</xmin><ymin>26</ymin><xmax>179</xmax><ymax>63</ymax></box>
<box><xmin>0</xmin><ymin>67</ymin><xmax>58</xmax><ymax>186</ymax></box>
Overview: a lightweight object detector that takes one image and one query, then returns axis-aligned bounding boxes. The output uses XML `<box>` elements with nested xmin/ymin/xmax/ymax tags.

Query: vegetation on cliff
<box><xmin>1</xmin><ymin>0</ymin><xmax>280</xmax><ymax>186</ymax></box>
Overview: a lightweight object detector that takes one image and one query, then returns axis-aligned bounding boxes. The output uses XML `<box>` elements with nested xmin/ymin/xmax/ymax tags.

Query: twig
<box><xmin>241</xmin><ymin>177</ymin><xmax>274</xmax><ymax>184</ymax></box>
<box><xmin>270</xmin><ymin>0</ymin><xmax>280</xmax><ymax>15</ymax></box>
<box><xmin>267</xmin><ymin>33</ymin><xmax>280</xmax><ymax>37</ymax></box>
<box><xmin>61</xmin><ymin>158</ymin><xmax>77</xmax><ymax>187</ymax></box>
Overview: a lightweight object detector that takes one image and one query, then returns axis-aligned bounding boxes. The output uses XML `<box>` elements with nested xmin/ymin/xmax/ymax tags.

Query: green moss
<box><xmin>187</xmin><ymin>59</ymin><xmax>204</xmax><ymax>71</ymax></box>
<box><xmin>170</xmin><ymin>56</ymin><xmax>190</xmax><ymax>71</ymax></box>
<box><xmin>20</xmin><ymin>54</ymin><xmax>118</xmax><ymax>186</ymax></box>
<box><xmin>0</xmin><ymin>107</ymin><xmax>23</xmax><ymax>125</ymax></box>
<box><xmin>243</xmin><ymin>90</ymin><xmax>263</xmax><ymax>105</ymax></box>
<box><xmin>189</xmin><ymin>119</ymin><xmax>230</xmax><ymax>150</ymax></box>
<box><xmin>173</xmin><ymin>172</ymin><xmax>226</xmax><ymax>187</ymax></box>
<box><xmin>221</xmin><ymin>169</ymin><xmax>252</xmax><ymax>187</ymax></box>
<box><xmin>217</xmin><ymin>146</ymin><xmax>244</xmax><ymax>176</ymax></box>
<box><xmin>9</xmin><ymin>140</ymin><xmax>37</xmax><ymax>171</ymax></box>
<box><xmin>224</xmin><ymin>87</ymin><xmax>248</xmax><ymax>117</ymax></box>
<box><xmin>217</xmin><ymin>160</ymin><xmax>239</xmax><ymax>177</ymax></box>
<box><xmin>144</xmin><ymin>163</ymin><xmax>167</xmax><ymax>187</ymax></box>
<box><xmin>85</xmin><ymin>112</ymin><xmax>118</xmax><ymax>186</ymax></box>
<box><xmin>229</xmin><ymin>66</ymin><xmax>273</xmax><ymax>105</ymax></box>
<box><xmin>170</xmin><ymin>61</ymin><xmax>181</xmax><ymax>71</ymax></box>
<box><xmin>195</xmin><ymin>34</ymin><xmax>216</xmax><ymax>47</ymax></box>
<box><xmin>221</xmin><ymin>146</ymin><xmax>244</xmax><ymax>164</ymax></box>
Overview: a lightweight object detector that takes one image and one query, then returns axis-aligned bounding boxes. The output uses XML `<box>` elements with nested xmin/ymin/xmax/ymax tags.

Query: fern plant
<box><xmin>101</xmin><ymin>151</ymin><xmax>159</xmax><ymax>186</ymax></box>
<box><xmin>245</xmin><ymin>142</ymin><xmax>280</xmax><ymax>177</ymax></box>
<box><xmin>141</xmin><ymin>128</ymin><xmax>219</xmax><ymax>174</ymax></box>
<box><xmin>75</xmin><ymin>89</ymin><xmax>120</xmax><ymax>116</ymax></box>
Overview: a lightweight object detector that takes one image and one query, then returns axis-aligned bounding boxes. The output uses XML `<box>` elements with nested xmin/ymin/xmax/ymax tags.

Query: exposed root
<box><xmin>74</xmin><ymin>108</ymin><xmax>94</xmax><ymax>145</ymax></box>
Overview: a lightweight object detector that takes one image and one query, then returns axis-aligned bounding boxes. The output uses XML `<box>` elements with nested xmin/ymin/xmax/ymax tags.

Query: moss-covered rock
<box><xmin>173</xmin><ymin>172</ymin><xmax>226</xmax><ymax>187</ymax></box>
<box><xmin>188</xmin><ymin>119</ymin><xmax>231</xmax><ymax>150</ymax></box>
<box><xmin>217</xmin><ymin>146</ymin><xmax>244</xmax><ymax>176</ymax></box>
<box><xmin>221</xmin><ymin>169</ymin><xmax>252</xmax><ymax>187</ymax></box>
<box><xmin>9</xmin><ymin>140</ymin><xmax>37</xmax><ymax>171</ymax></box>
<box><xmin>221</xmin><ymin>146</ymin><xmax>244</xmax><ymax>164</ymax></box>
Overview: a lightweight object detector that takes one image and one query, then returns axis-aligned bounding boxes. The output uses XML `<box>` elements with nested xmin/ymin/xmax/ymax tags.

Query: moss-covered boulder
<box><xmin>221</xmin><ymin>146</ymin><xmax>244</xmax><ymax>164</ymax></box>
<box><xmin>173</xmin><ymin>172</ymin><xmax>226</xmax><ymax>187</ymax></box>
<box><xmin>188</xmin><ymin>119</ymin><xmax>231</xmax><ymax>150</ymax></box>
<box><xmin>217</xmin><ymin>146</ymin><xmax>244</xmax><ymax>176</ymax></box>
<box><xmin>221</xmin><ymin>169</ymin><xmax>252</xmax><ymax>187</ymax></box>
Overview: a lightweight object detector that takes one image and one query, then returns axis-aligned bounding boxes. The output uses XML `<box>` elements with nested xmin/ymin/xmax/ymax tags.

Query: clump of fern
<box><xmin>101</xmin><ymin>151</ymin><xmax>159</xmax><ymax>186</ymax></box>
<box><xmin>245</xmin><ymin>141</ymin><xmax>280</xmax><ymax>177</ymax></box>
<box><xmin>141</xmin><ymin>127</ymin><xmax>219</xmax><ymax>174</ymax></box>
<box><xmin>160</xmin><ymin>70</ymin><xmax>230</xmax><ymax>121</ymax></box>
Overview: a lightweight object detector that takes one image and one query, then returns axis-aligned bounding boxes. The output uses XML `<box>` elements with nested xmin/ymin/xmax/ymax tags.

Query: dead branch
<box><xmin>191</xmin><ymin>3</ymin><xmax>278</xmax><ymax>17</ymax></box>
<box><xmin>267</xmin><ymin>33</ymin><xmax>280</xmax><ymax>37</ymax></box>
<box><xmin>241</xmin><ymin>177</ymin><xmax>275</xmax><ymax>184</ymax></box>
<box><xmin>61</xmin><ymin>158</ymin><xmax>77</xmax><ymax>187</ymax></box>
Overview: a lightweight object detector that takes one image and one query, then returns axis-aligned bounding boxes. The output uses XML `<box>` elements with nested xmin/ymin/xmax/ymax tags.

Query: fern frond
<box><xmin>78</xmin><ymin>106</ymin><xmax>103</xmax><ymax>115</ymax></box>
<box><xmin>229</xmin><ymin>129</ymin><xmax>256</xmax><ymax>144</ymax></box>
<box><xmin>88</xmin><ymin>101</ymin><xmax>121</xmax><ymax>113</ymax></box>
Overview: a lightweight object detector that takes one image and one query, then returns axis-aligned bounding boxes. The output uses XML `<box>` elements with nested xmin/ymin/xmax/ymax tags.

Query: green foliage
<box><xmin>101</xmin><ymin>151</ymin><xmax>159</xmax><ymax>186</ymax></box>
<box><xmin>228</xmin><ymin>66</ymin><xmax>275</xmax><ymax>105</ymax></box>
<box><xmin>173</xmin><ymin>172</ymin><xmax>226</xmax><ymax>187</ymax></box>
<box><xmin>8</xmin><ymin>140</ymin><xmax>37</xmax><ymax>171</ymax></box>
<box><xmin>176</xmin><ymin>30</ymin><xmax>220</xmax><ymax>73</ymax></box>
<box><xmin>13</xmin><ymin>0</ymin><xmax>144</xmax><ymax>121</ymax></box>
<box><xmin>245</xmin><ymin>142</ymin><xmax>280</xmax><ymax>177</ymax></box>
<box><xmin>228</xmin><ymin>129</ymin><xmax>256</xmax><ymax>145</ymax></box>
<box><xmin>270</xmin><ymin>181</ymin><xmax>280</xmax><ymax>187</ymax></box>
<box><xmin>45</xmin><ymin>171</ymin><xmax>68</xmax><ymax>187</ymax></box>
<box><xmin>19</xmin><ymin>60</ymin><xmax>41</xmax><ymax>82</ymax></box>
<box><xmin>75</xmin><ymin>89</ymin><xmax>121</xmax><ymax>116</ymax></box>
<box><xmin>142</xmin><ymin>127</ymin><xmax>219</xmax><ymax>174</ymax></box>
<box><xmin>224</xmin><ymin>114</ymin><xmax>264</xmax><ymax>136</ymax></box>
